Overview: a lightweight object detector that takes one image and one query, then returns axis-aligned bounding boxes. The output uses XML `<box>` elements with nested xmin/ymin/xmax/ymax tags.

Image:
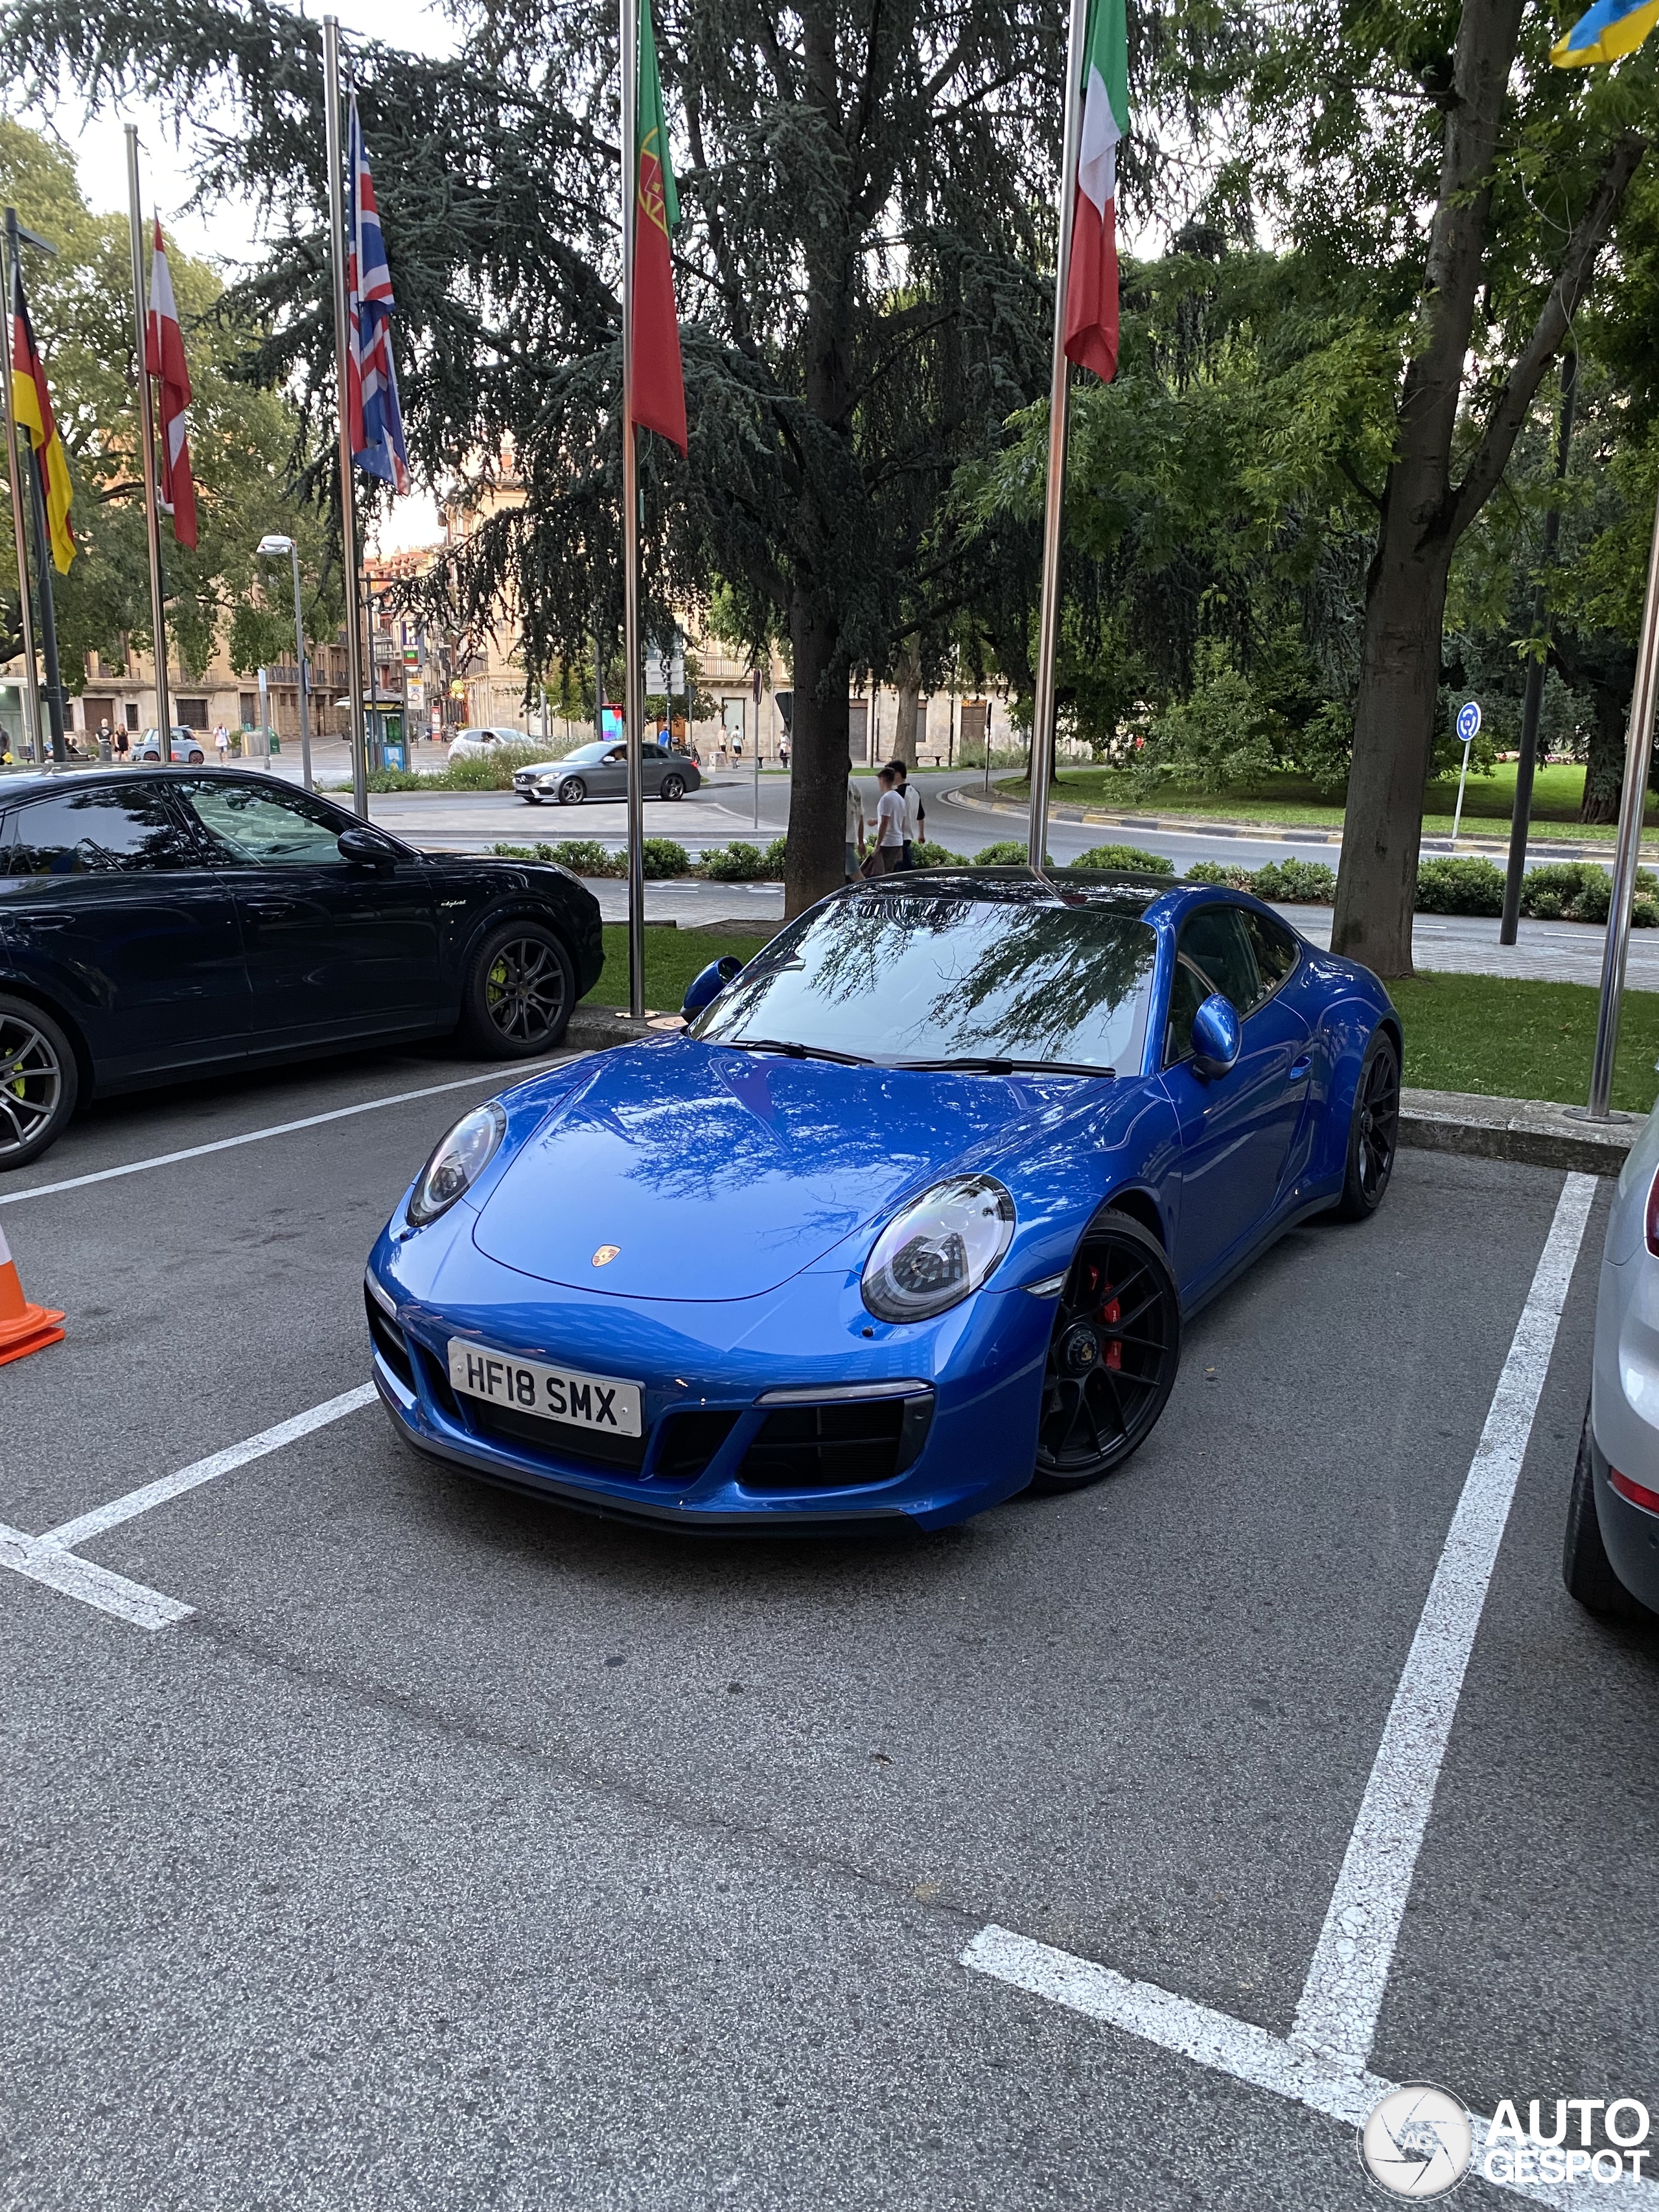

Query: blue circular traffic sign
<box><xmin>1456</xmin><ymin>700</ymin><xmax>1481</xmax><ymax>745</ymax></box>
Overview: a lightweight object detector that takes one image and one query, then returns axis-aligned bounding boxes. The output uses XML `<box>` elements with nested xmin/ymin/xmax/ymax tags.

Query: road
<box><xmin>2</xmin><ymin>1041</ymin><xmax>1655</xmax><ymax>2210</ymax></box>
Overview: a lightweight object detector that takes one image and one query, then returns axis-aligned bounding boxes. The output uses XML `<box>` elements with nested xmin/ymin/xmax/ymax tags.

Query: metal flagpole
<box><xmin>0</xmin><ymin>221</ymin><xmax>43</xmax><ymax>765</ymax></box>
<box><xmin>323</xmin><ymin>17</ymin><xmax>369</xmax><ymax>819</ymax></box>
<box><xmin>1027</xmin><ymin>0</ymin><xmax>1090</xmax><ymax>872</ymax></box>
<box><xmin>620</xmin><ymin>0</ymin><xmax>646</xmax><ymax>1019</ymax></box>
<box><xmin>1583</xmin><ymin>467</ymin><xmax>1659</xmax><ymax>1118</ymax></box>
<box><xmin>124</xmin><ymin>131</ymin><xmax>173</xmax><ymax>762</ymax></box>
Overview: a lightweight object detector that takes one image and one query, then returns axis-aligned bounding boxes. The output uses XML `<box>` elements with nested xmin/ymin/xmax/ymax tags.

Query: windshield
<box><xmin>690</xmin><ymin>889</ymin><xmax>1158</xmax><ymax>1072</ymax></box>
<box><xmin>560</xmin><ymin>743</ymin><xmax>606</xmax><ymax>763</ymax></box>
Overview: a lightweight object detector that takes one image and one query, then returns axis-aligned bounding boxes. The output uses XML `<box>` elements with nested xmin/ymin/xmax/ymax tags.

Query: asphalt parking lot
<box><xmin>3</xmin><ymin>1041</ymin><xmax>1657</xmax><ymax>2211</ymax></box>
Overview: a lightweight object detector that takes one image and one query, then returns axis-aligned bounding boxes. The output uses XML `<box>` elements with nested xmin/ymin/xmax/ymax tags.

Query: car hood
<box><xmin>470</xmin><ymin>1038</ymin><xmax>1091</xmax><ymax>1301</ymax></box>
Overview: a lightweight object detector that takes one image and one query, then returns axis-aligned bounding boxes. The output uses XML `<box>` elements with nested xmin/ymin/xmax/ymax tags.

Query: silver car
<box><xmin>513</xmin><ymin>739</ymin><xmax>701</xmax><ymax>806</ymax></box>
<box><xmin>1566</xmin><ymin>1104</ymin><xmax>1659</xmax><ymax>1615</ymax></box>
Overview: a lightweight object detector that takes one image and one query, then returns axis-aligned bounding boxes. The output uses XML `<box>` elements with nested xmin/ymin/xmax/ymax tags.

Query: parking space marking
<box><xmin>966</xmin><ymin>1173</ymin><xmax>1618</xmax><ymax>2207</ymax></box>
<box><xmin>1</xmin><ymin>1381</ymin><xmax>379</xmax><ymax>1631</ymax></box>
<box><xmin>0</xmin><ymin>1058</ymin><xmax>579</xmax><ymax>1209</ymax></box>
<box><xmin>1292</xmin><ymin>1169</ymin><xmax>1597</xmax><ymax>2069</ymax></box>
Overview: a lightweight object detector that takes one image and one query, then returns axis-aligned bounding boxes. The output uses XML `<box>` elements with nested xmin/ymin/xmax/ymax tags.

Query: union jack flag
<box><xmin>347</xmin><ymin>96</ymin><xmax>411</xmax><ymax>495</ymax></box>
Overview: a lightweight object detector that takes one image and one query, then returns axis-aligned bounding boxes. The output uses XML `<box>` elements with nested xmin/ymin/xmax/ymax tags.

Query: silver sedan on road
<box><xmin>513</xmin><ymin>739</ymin><xmax>701</xmax><ymax>806</ymax></box>
<box><xmin>1567</xmin><ymin>1104</ymin><xmax>1659</xmax><ymax>1616</ymax></box>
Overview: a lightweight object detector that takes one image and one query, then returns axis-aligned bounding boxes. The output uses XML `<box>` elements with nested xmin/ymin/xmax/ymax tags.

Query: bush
<box><xmin>1415</xmin><ymin>857</ymin><xmax>1505</xmax><ymax>915</ymax></box>
<box><xmin>364</xmin><ymin>765</ymin><xmax>428</xmax><ymax>792</ymax></box>
<box><xmin>539</xmin><ymin>839</ymin><xmax>623</xmax><ymax>877</ymax></box>
<box><xmin>1071</xmin><ymin>843</ymin><xmax>1176</xmax><ymax>876</ymax></box>
<box><xmin>491</xmin><ymin>843</ymin><xmax>535</xmax><ymax>859</ymax></box>
<box><xmin>1519</xmin><ymin>861</ymin><xmax>1659</xmax><ymax>927</ymax></box>
<box><xmin>909</xmin><ymin>839</ymin><xmax>966</xmax><ymax>867</ymax></box>
<box><xmin>1184</xmin><ymin>859</ymin><xmax>1255</xmax><ymax>890</ymax></box>
<box><xmin>971</xmin><ymin>839</ymin><xmax>1055</xmax><ymax>867</ymax></box>
<box><xmin>1250</xmin><ymin>858</ymin><xmax>1338</xmax><ymax>905</ymax></box>
<box><xmin>762</xmin><ymin>835</ymin><xmax>789</xmax><ymax>878</ymax></box>
<box><xmin>642</xmin><ymin>839</ymin><xmax>691</xmax><ymax>879</ymax></box>
<box><xmin>443</xmin><ymin>743</ymin><xmax>546</xmax><ymax>789</ymax></box>
<box><xmin>703</xmin><ymin>839</ymin><xmax>769</xmax><ymax>880</ymax></box>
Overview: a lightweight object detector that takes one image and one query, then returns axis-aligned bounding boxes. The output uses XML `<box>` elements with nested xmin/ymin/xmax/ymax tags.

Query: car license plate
<box><xmin>447</xmin><ymin>1340</ymin><xmax>643</xmax><ymax>1438</ymax></box>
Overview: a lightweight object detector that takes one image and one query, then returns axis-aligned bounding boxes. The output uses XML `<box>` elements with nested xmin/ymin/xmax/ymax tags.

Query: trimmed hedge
<box><xmin>1071</xmin><ymin>842</ymin><xmax>1177</xmax><ymax>876</ymax></box>
<box><xmin>703</xmin><ymin>839</ymin><xmax>771</xmax><ymax>881</ymax></box>
<box><xmin>972</xmin><ymin>839</ymin><xmax>1056</xmax><ymax>867</ymax></box>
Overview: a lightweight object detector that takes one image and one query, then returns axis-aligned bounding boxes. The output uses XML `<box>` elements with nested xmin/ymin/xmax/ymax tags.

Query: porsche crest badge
<box><xmin>592</xmin><ymin>1244</ymin><xmax>621</xmax><ymax>1267</ymax></box>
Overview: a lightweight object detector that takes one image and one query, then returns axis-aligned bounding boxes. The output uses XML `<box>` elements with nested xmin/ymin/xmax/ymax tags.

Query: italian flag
<box><xmin>1063</xmin><ymin>0</ymin><xmax>1127</xmax><ymax>384</ymax></box>
<box><xmin>632</xmin><ymin>0</ymin><xmax>687</xmax><ymax>455</ymax></box>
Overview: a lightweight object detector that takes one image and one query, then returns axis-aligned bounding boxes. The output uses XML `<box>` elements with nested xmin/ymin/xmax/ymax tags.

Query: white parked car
<box><xmin>1566</xmin><ymin>1102</ymin><xmax>1659</xmax><ymax>1617</ymax></box>
<box><xmin>447</xmin><ymin>725</ymin><xmax>527</xmax><ymax>763</ymax></box>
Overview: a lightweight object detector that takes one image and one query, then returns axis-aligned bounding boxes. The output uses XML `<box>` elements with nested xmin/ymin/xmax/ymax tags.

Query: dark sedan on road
<box><xmin>0</xmin><ymin>769</ymin><xmax>603</xmax><ymax>1170</ymax></box>
<box><xmin>513</xmin><ymin>740</ymin><xmax>701</xmax><ymax>806</ymax></box>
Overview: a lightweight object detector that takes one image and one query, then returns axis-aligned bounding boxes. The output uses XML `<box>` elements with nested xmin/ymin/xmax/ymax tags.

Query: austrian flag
<box><xmin>1063</xmin><ymin>0</ymin><xmax>1128</xmax><ymax>384</ymax></box>
<box><xmin>144</xmin><ymin>219</ymin><xmax>197</xmax><ymax>548</ymax></box>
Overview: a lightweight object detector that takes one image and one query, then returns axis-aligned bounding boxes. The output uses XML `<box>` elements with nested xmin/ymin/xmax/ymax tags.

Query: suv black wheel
<box><xmin>660</xmin><ymin>773</ymin><xmax>687</xmax><ymax>800</ymax></box>
<box><xmin>0</xmin><ymin>996</ymin><xmax>79</xmax><ymax>1170</ymax></box>
<box><xmin>1334</xmin><ymin>1029</ymin><xmax>1399</xmax><ymax>1220</ymax></box>
<box><xmin>1563</xmin><ymin>1401</ymin><xmax>1633</xmax><ymax>1615</ymax></box>
<box><xmin>458</xmin><ymin>923</ymin><xmax>575</xmax><ymax>1058</ymax></box>
<box><xmin>1032</xmin><ymin>1211</ymin><xmax>1181</xmax><ymax>1494</ymax></box>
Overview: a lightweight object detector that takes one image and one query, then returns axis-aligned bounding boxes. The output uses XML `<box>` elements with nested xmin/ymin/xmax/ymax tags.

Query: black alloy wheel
<box><xmin>0</xmin><ymin>995</ymin><xmax>79</xmax><ymax>1170</ymax></box>
<box><xmin>558</xmin><ymin>776</ymin><xmax>586</xmax><ymax>806</ymax></box>
<box><xmin>661</xmin><ymin>773</ymin><xmax>687</xmax><ymax>800</ymax></box>
<box><xmin>1334</xmin><ymin>1030</ymin><xmax>1400</xmax><ymax>1220</ymax></box>
<box><xmin>1032</xmin><ymin>1211</ymin><xmax>1181</xmax><ymax>1493</ymax></box>
<box><xmin>458</xmin><ymin>923</ymin><xmax>575</xmax><ymax>1058</ymax></box>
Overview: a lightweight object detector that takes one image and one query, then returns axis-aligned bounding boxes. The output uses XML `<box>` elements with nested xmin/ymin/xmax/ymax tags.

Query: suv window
<box><xmin>174</xmin><ymin>780</ymin><xmax>351</xmax><ymax>868</ymax></box>
<box><xmin>1241</xmin><ymin>907</ymin><xmax>1299</xmax><ymax>998</ymax></box>
<box><xmin>1165</xmin><ymin>905</ymin><xmax>1260</xmax><ymax>1064</ymax></box>
<box><xmin>4</xmin><ymin>786</ymin><xmax>199</xmax><ymax>876</ymax></box>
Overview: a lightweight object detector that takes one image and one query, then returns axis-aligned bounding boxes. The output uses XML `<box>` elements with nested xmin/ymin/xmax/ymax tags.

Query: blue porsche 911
<box><xmin>364</xmin><ymin>867</ymin><xmax>1400</xmax><ymax>1530</ymax></box>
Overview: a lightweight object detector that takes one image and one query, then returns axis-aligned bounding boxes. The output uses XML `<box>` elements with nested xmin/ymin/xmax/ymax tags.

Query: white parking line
<box><xmin>1</xmin><ymin>1382</ymin><xmax>380</xmax><ymax>1630</ymax></box>
<box><xmin>966</xmin><ymin>1172</ymin><xmax>1610</xmax><ymax>2207</ymax></box>
<box><xmin>0</xmin><ymin>1060</ymin><xmax>575</xmax><ymax>1209</ymax></box>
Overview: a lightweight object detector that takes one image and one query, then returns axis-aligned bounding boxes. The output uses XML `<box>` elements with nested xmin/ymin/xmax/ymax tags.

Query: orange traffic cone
<box><xmin>0</xmin><ymin>1226</ymin><xmax>64</xmax><ymax>1366</ymax></box>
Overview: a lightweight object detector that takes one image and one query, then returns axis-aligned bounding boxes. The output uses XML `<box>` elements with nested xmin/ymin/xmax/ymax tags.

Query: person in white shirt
<box><xmin>868</xmin><ymin>764</ymin><xmax>906</xmax><ymax>875</ymax></box>
<box><xmin>891</xmin><ymin>760</ymin><xmax>925</xmax><ymax>868</ymax></box>
<box><xmin>846</xmin><ymin>776</ymin><xmax>865</xmax><ymax>880</ymax></box>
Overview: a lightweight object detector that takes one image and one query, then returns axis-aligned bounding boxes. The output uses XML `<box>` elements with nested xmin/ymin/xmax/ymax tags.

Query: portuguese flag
<box><xmin>1063</xmin><ymin>0</ymin><xmax>1127</xmax><ymax>384</ymax></box>
<box><xmin>632</xmin><ymin>0</ymin><xmax>686</xmax><ymax>455</ymax></box>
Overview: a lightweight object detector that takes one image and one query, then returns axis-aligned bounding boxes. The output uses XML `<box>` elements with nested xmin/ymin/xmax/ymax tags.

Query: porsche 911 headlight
<box><xmin>407</xmin><ymin>1101</ymin><xmax>507</xmax><ymax>1227</ymax></box>
<box><xmin>861</xmin><ymin>1176</ymin><xmax>1015</xmax><ymax>1323</ymax></box>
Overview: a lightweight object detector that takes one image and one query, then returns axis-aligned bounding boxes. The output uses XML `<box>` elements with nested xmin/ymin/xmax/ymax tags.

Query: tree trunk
<box><xmin>784</xmin><ymin>588</ymin><xmax>850</xmax><ymax>919</ymax></box>
<box><xmin>891</xmin><ymin>638</ymin><xmax>921</xmax><ymax>768</ymax></box>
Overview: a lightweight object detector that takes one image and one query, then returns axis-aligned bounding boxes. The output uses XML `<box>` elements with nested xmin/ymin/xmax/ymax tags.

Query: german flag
<box><xmin>10</xmin><ymin>255</ymin><xmax>74</xmax><ymax>573</ymax></box>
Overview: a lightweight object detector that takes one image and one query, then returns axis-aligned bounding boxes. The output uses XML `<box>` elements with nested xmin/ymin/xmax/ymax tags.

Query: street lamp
<box><xmin>256</xmin><ymin>533</ymin><xmax>312</xmax><ymax>791</ymax></box>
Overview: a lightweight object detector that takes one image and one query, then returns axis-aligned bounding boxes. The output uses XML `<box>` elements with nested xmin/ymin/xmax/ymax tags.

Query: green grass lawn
<box><xmin>587</xmin><ymin>926</ymin><xmax>1659</xmax><ymax>1111</ymax></box>
<box><xmin>589</xmin><ymin>925</ymin><xmax>772</xmax><ymax>1009</ymax></box>
<box><xmin>993</xmin><ymin>762</ymin><xmax>1656</xmax><ymax>843</ymax></box>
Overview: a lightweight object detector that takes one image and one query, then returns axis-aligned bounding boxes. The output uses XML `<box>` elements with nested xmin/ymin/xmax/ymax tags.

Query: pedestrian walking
<box><xmin>215</xmin><ymin>725</ymin><xmax>229</xmax><ymax>764</ymax></box>
<box><xmin>863</xmin><ymin>764</ymin><xmax>906</xmax><ymax>876</ymax></box>
<box><xmin>890</xmin><ymin>759</ymin><xmax>926</xmax><ymax>868</ymax></box>
<box><xmin>114</xmin><ymin>725</ymin><xmax>129</xmax><ymax>760</ymax></box>
<box><xmin>846</xmin><ymin>774</ymin><xmax>866</xmax><ymax>881</ymax></box>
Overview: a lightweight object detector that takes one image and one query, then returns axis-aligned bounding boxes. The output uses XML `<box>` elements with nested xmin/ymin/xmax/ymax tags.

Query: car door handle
<box><xmin>1290</xmin><ymin>1054</ymin><xmax>1312</xmax><ymax>1078</ymax></box>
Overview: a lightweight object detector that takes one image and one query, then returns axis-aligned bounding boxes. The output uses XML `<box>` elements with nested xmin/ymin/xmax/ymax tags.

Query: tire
<box><xmin>1563</xmin><ymin>1400</ymin><xmax>1633</xmax><ymax>1615</ymax></box>
<box><xmin>1030</xmin><ymin>1211</ymin><xmax>1181</xmax><ymax>1494</ymax></box>
<box><xmin>188</xmin><ymin>749</ymin><xmax>205</xmax><ymax>765</ymax></box>
<box><xmin>661</xmin><ymin>773</ymin><xmax>686</xmax><ymax>800</ymax></box>
<box><xmin>457</xmin><ymin>922</ymin><xmax>575</xmax><ymax>1058</ymax></box>
<box><xmin>1333</xmin><ymin>1028</ymin><xmax>1400</xmax><ymax>1220</ymax></box>
<box><xmin>558</xmin><ymin>777</ymin><xmax>586</xmax><ymax>806</ymax></box>
<box><xmin>0</xmin><ymin>995</ymin><xmax>79</xmax><ymax>1170</ymax></box>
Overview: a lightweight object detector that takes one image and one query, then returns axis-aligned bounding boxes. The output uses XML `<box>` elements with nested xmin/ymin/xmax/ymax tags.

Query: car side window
<box><xmin>603</xmin><ymin>745</ymin><xmax>628</xmax><ymax>763</ymax></box>
<box><xmin>1163</xmin><ymin>907</ymin><xmax>1261</xmax><ymax>1066</ymax></box>
<box><xmin>4</xmin><ymin>787</ymin><xmax>200</xmax><ymax>876</ymax></box>
<box><xmin>1241</xmin><ymin>908</ymin><xmax>1299</xmax><ymax>999</ymax></box>
<box><xmin>173</xmin><ymin>780</ymin><xmax>351</xmax><ymax>868</ymax></box>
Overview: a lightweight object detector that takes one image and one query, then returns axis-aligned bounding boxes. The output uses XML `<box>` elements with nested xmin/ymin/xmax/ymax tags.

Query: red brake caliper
<box><xmin>1099</xmin><ymin>1286</ymin><xmax>1122</xmax><ymax>1369</ymax></box>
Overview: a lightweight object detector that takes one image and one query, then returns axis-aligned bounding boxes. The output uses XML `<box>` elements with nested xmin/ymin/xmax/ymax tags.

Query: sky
<box><xmin>27</xmin><ymin>0</ymin><xmax>459</xmax><ymax>551</ymax></box>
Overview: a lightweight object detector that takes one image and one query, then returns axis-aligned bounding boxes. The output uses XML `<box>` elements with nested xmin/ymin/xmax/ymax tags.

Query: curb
<box><xmin>942</xmin><ymin>785</ymin><xmax>1659</xmax><ymax>864</ymax></box>
<box><xmin>1400</xmin><ymin>1088</ymin><xmax>1641</xmax><ymax>1175</ymax></box>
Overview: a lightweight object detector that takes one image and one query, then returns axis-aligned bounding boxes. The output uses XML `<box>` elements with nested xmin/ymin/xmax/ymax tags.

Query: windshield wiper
<box><xmin>888</xmin><ymin>1056</ymin><xmax>1115</xmax><ymax>1078</ymax></box>
<box><xmin>720</xmin><ymin>1038</ymin><xmax>872</xmax><ymax>1066</ymax></box>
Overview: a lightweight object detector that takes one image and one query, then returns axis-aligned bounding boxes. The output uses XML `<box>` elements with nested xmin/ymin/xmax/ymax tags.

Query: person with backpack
<box><xmin>889</xmin><ymin>759</ymin><xmax>925</xmax><ymax>868</ymax></box>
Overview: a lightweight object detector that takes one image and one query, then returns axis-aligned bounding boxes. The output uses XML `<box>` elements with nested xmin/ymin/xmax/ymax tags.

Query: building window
<box><xmin>176</xmin><ymin>697</ymin><xmax>209</xmax><ymax>729</ymax></box>
<box><xmin>239</xmin><ymin>693</ymin><xmax>259</xmax><ymax>728</ymax></box>
<box><xmin>125</xmin><ymin>703</ymin><xmax>139</xmax><ymax>732</ymax></box>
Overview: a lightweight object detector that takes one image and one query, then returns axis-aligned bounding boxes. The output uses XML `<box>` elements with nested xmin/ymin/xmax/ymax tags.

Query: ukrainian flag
<box><xmin>1553</xmin><ymin>0</ymin><xmax>1659</xmax><ymax>65</ymax></box>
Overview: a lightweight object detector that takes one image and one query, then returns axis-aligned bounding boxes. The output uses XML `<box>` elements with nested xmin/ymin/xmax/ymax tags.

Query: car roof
<box><xmin>850</xmin><ymin>864</ymin><xmax>1169</xmax><ymax>917</ymax></box>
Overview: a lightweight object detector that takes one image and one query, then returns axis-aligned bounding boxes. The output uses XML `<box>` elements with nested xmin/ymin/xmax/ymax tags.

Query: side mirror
<box><xmin>1190</xmin><ymin>994</ymin><xmax>1241</xmax><ymax>1081</ymax></box>
<box><xmin>338</xmin><ymin>824</ymin><xmax>395</xmax><ymax>868</ymax></box>
<box><xmin>682</xmin><ymin>955</ymin><xmax>743</xmax><ymax>1016</ymax></box>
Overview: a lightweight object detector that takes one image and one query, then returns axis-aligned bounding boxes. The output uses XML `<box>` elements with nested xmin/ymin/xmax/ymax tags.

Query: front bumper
<box><xmin>1589</xmin><ymin>1248</ymin><xmax>1659</xmax><ymax>1611</ymax></box>
<box><xmin>364</xmin><ymin>1222</ymin><xmax>1053</xmax><ymax>1531</ymax></box>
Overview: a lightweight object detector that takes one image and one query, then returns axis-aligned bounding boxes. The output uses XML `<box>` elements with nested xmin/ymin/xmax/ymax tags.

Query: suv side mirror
<box><xmin>1190</xmin><ymin>994</ymin><xmax>1241</xmax><ymax>1082</ymax></box>
<box><xmin>682</xmin><ymin>955</ymin><xmax>743</xmax><ymax>1016</ymax></box>
<box><xmin>338</xmin><ymin>824</ymin><xmax>396</xmax><ymax>868</ymax></box>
